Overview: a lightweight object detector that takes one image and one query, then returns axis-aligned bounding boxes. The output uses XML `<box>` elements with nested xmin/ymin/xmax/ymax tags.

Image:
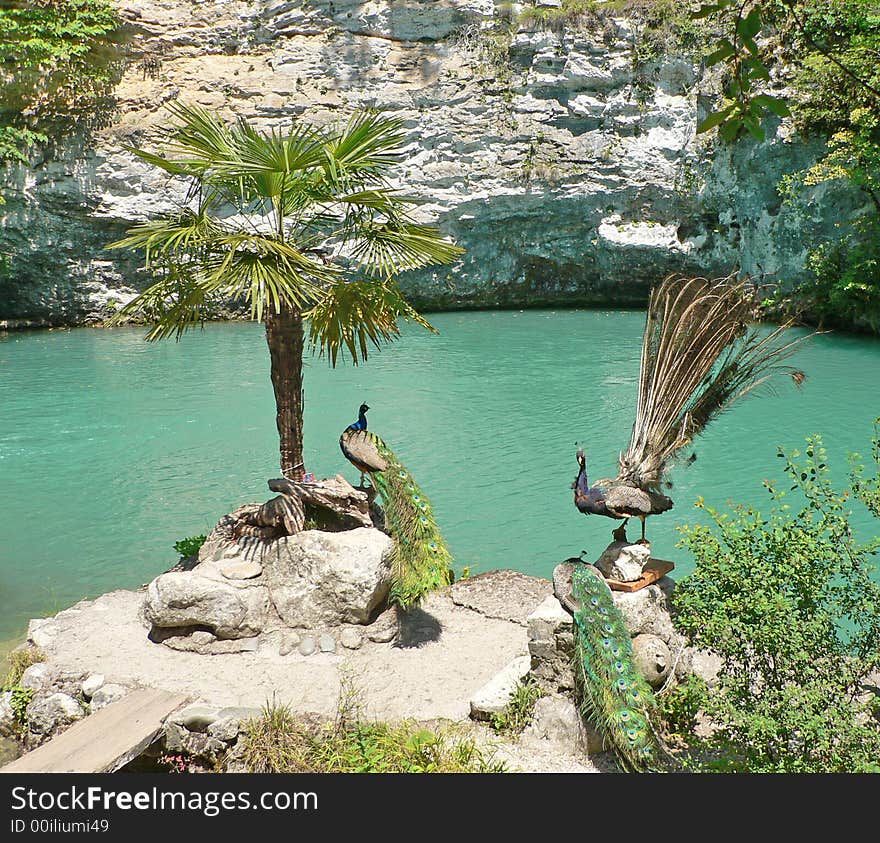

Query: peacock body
<box><xmin>570</xmin><ymin>563</ymin><xmax>660</xmax><ymax>772</ymax></box>
<box><xmin>339</xmin><ymin>407</ymin><xmax>454</xmax><ymax>609</ymax></box>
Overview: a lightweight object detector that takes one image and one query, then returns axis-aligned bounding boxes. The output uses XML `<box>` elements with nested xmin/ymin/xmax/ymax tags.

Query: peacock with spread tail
<box><xmin>340</xmin><ymin>404</ymin><xmax>454</xmax><ymax>610</ymax></box>
<box><xmin>569</xmin><ymin>273</ymin><xmax>812</xmax><ymax>771</ymax></box>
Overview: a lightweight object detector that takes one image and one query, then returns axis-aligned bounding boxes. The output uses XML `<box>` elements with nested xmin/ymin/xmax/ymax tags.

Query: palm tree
<box><xmin>108</xmin><ymin>103</ymin><xmax>463</xmax><ymax>479</ymax></box>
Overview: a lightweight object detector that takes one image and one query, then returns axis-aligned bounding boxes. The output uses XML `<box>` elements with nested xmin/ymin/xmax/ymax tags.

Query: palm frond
<box><xmin>305</xmin><ymin>279</ymin><xmax>436</xmax><ymax>365</ymax></box>
<box><xmin>348</xmin><ymin>220</ymin><xmax>465</xmax><ymax>278</ymax></box>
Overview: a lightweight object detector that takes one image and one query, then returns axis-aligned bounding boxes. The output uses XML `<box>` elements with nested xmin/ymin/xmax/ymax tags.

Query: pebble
<box><xmin>319</xmin><ymin>633</ymin><xmax>336</xmax><ymax>653</ymax></box>
<box><xmin>279</xmin><ymin>632</ymin><xmax>301</xmax><ymax>656</ymax></box>
<box><xmin>81</xmin><ymin>674</ymin><xmax>105</xmax><ymax>700</ymax></box>
<box><xmin>340</xmin><ymin>628</ymin><xmax>363</xmax><ymax>650</ymax></box>
<box><xmin>298</xmin><ymin>636</ymin><xmax>316</xmax><ymax>656</ymax></box>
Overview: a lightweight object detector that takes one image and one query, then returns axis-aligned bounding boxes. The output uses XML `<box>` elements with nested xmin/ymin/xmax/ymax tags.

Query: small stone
<box><xmin>191</xmin><ymin>631</ymin><xmax>216</xmax><ymax>646</ymax></box>
<box><xmin>90</xmin><ymin>684</ymin><xmax>128</xmax><ymax>712</ymax></box>
<box><xmin>207</xmin><ymin>716</ymin><xmax>242</xmax><ymax>742</ymax></box>
<box><xmin>340</xmin><ymin>628</ymin><xmax>363</xmax><ymax>650</ymax></box>
<box><xmin>19</xmin><ymin>663</ymin><xmax>53</xmax><ymax>692</ymax></box>
<box><xmin>219</xmin><ymin>560</ymin><xmax>263</xmax><ymax>580</ymax></box>
<box><xmin>81</xmin><ymin>674</ymin><xmax>105</xmax><ymax>700</ymax></box>
<box><xmin>26</xmin><ymin>693</ymin><xmax>85</xmax><ymax>736</ymax></box>
<box><xmin>469</xmin><ymin>655</ymin><xmax>532</xmax><ymax>720</ymax></box>
<box><xmin>279</xmin><ymin>632</ymin><xmax>301</xmax><ymax>656</ymax></box>
<box><xmin>319</xmin><ymin>633</ymin><xmax>336</xmax><ymax>653</ymax></box>
<box><xmin>171</xmin><ymin>704</ymin><xmax>221</xmax><ymax>732</ymax></box>
<box><xmin>298</xmin><ymin>636</ymin><xmax>317</xmax><ymax>656</ymax></box>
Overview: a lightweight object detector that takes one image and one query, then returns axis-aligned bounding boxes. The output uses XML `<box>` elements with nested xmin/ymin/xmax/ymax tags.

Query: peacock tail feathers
<box><xmin>620</xmin><ymin>274</ymin><xmax>811</xmax><ymax>490</ymax></box>
<box><xmin>571</xmin><ymin>563</ymin><xmax>661</xmax><ymax>772</ymax></box>
<box><xmin>355</xmin><ymin>430</ymin><xmax>454</xmax><ymax>610</ymax></box>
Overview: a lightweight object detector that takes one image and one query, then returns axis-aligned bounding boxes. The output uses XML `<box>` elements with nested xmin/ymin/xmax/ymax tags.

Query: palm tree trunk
<box><xmin>264</xmin><ymin>304</ymin><xmax>305</xmax><ymax>480</ymax></box>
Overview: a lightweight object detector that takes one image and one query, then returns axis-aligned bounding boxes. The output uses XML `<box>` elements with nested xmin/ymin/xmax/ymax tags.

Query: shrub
<box><xmin>173</xmin><ymin>534</ymin><xmax>206</xmax><ymax>558</ymax></box>
<box><xmin>673</xmin><ymin>430</ymin><xmax>880</xmax><ymax>772</ymax></box>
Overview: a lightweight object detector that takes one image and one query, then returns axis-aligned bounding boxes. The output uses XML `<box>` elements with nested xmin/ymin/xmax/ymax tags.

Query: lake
<box><xmin>1</xmin><ymin>311</ymin><xmax>878</xmax><ymax>645</ymax></box>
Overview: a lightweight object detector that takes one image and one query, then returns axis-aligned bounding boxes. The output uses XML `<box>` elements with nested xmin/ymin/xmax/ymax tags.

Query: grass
<box><xmin>2</xmin><ymin>647</ymin><xmax>44</xmax><ymax>690</ymax></box>
<box><xmin>239</xmin><ymin>699</ymin><xmax>507</xmax><ymax>773</ymax></box>
<box><xmin>490</xmin><ymin>679</ymin><xmax>545</xmax><ymax>736</ymax></box>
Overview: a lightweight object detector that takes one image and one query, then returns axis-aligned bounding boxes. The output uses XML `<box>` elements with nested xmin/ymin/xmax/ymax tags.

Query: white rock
<box><xmin>631</xmin><ymin>634</ymin><xmax>672</xmax><ymax>688</ymax></box>
<box><xmin>0</xmin><ymin>692</ymin><xmax>17</xmax><ymax>737</ymax></box>
<box><xmin>219</xmin><ymin>560</ymin><xmax>263</xmax><ymax>580</ymax></box>
<box><xmin>594</xmin><ymin>540</ymin><xmax>651</xmax><ymax>582</ymax></box>
<box><xmin>263</xmin><ymin>528</ymin><xmax>394</xmax><ymax>626</ymax></box>
<box><xmin>26</xmin><ymin>693</ymin><xmax>85</xmax><ymax>736</ymax></box>
<box><xmin>469</xmin><ymin>655</ymin><xmax>532</xmax><ymax>720</ymax></box>
<box><xmin>144</xmin><ymin>571</ymin><xmax>270</xmax><ymax>639</ymax></box>
<box><xmin>522</xmin><ymin>695</ymin><xmax>604</xmax><ymax>754</ymax></box>
<box><xmin>170</xmin><ymin>704</ymin><xmax>221</xmax><ymax>732</ymax></box>
<box><xmin>19</xmin><ymin>663</ymin><xmax>53</xmax><ymax>692</ymax></box>
<box><xmin>81</xmin><ymin>674</ymin><xmax>105</xmax><ymax>700</ymax></box>
<box><xmin>89</xmin><ymin>684</ymin><xmax>128</xmax><ymax>712</ymax></box>
<box><xmin>340</xmin><ymin>628</ymin><xmax>363</xmax><ymax>650</ymax></box>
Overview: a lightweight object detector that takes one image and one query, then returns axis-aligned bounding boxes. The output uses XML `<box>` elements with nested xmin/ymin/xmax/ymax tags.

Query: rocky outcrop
<box><xmin>144</xmin><ymin>526</ymin><xmax>394</xmax><ymax>641</ymax></box>
<box><xmin>0</xmin><ymin>1</ymin><xmax>863</xmax><ymax>324</ymax></box>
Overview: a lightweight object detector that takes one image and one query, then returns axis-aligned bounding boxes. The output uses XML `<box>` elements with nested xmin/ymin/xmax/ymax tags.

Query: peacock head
<box><xmin>576</xmin><ymin>448</ymin><xmax>587</xmax><ymax>468</ymax></box>
<box><xmin>359</xmin><ymin>403</ymin><xmax>370</xmax><ymax>414</ymax></box>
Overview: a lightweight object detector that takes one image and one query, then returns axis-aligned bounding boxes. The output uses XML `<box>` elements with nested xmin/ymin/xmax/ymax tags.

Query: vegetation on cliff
<box><xmin>0</xmin><ymin>0</ymin><xmax>122</xmax><ymax>166</ymax></box>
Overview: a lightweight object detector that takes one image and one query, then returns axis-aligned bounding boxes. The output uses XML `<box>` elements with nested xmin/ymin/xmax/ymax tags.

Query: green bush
<box><xmin>173</xmin><ymin>534</ymin><xmax>206</xmax><ymax>558</ymax></box>
<box><xmin>673</xmin><ymin>430</ymin><xmax>880</xmax><ymax>772</ymax></box>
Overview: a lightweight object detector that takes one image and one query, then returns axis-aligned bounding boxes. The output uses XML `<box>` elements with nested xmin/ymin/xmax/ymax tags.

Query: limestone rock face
<box><xmin>0</xmin><ymin>1</ymin><xmax>860</xmax><ymax>326</ymax></box>
<box><xmin>262</xmin><ymin>528</ymin><xmax>394</xmax><ymax>627</ymax></box>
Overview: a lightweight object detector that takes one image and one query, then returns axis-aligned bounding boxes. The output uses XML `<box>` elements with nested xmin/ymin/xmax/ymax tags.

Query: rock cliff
<box><xmin>0</xmin><ymin>0</ymin><xmax>862</xmax><ymax>324</ymax></box>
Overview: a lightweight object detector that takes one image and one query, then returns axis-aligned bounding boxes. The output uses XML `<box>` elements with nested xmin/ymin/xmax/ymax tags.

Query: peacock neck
<box><xmin>357</xmin><ymin>411</ymin><xmax>367</xmax><ymax>430</ymax></box>
<box><xmin>576</xmin><ymin>463</ymin><xmax>590</xmax><ymax>494</ymax></box>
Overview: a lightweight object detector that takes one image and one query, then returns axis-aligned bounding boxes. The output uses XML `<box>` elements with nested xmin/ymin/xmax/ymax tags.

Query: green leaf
<box><xmin>705</xmin><ymin>39</ymin><xmax>737</xmax><ymax>67</ymax></box>
<box><xmin>719</xmin><ymin>118</ymin><xmax>742</xmax><ymax>142</ymax></box>
<box><xmin>753</xmin><ymin>94</ymin><xmax>792</xmax><ymax>118</ymax></box>
<box><xmin>697</xmin><ymin>105</ymin><xmax>736</xmax><ymax>134</ymax></box>
<box><xmin>743</xmin><ymin>116</ymin><xmax>766</xmax><ymax>141</ymax></box>
<box><xmin>736</xmin><ymin>7</ymin><xmax>762</xmax><ymax>41</ymax></box>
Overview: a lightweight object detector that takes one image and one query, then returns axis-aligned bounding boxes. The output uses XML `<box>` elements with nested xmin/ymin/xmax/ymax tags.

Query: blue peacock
<box><xmin>340</xmin><ymin>404</ymin><xmax>454</xmax><ymax>610</ymax></box>
<box><xmin>569</xmin><ymin>274</ymin><xmax>812</xmax><ymax>771</ymax></box>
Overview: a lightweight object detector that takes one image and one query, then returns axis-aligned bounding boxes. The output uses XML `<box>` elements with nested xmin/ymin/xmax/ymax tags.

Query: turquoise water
<box><xmin>1</xmin><ymin>311</ymin><xmax>879</xmax><ymax>643</ymax></box>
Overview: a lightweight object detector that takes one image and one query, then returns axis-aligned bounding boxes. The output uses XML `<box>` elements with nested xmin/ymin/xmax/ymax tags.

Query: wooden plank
<box><xmin>606</xmin><ymin>559</ymin><xmax>674</xmax><ymax>593</ymax></box>
<box><xmin>0</xmin><ymin>688</ymin><xmax>188</xmax><ymax>773</ymax></box>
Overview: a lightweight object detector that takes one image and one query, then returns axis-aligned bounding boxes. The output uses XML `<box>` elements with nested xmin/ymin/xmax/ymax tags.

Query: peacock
<box><xmin>573</xmin><ymin>273</ymin><xmax>809</xmax><ymax>544</ymax></box>
<box><xmin>340</xmin><ymin>404</ymin><xmax>454</xmax><ymax>610</ymax></box>
<box><xmin>569</xmin><ymin>273</ymin><xmax>812</xmax><ymax>772</ymax></box>
<box><xmin>571</xmin><ymin>563</ymin><xmax>661</xmax><ymax>771</ymax></box>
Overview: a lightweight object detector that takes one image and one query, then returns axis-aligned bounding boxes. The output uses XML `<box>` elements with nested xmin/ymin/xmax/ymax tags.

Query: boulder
<box><xmin>19</xmin><ymin>663</ymin><xmax>54</xmax><ymax>692</ymax></box>
<box><xmin>527</xmin><ymin>595</ymin><xmax>575</xmax><ymax>692</ymax></box>
<box><xmin>26</xmin><ymin>692</ymin><xmax>85</xmax><ymax>736</ymax></box>
<box><xmin>169</xmin><ymin>704</ymin><xmax>221</xmax><ymax>732</ymax></box>
<box><xmin>262</xmin><ymin>528</ymin><xmax>394</xmax><ymax>627</ymax></box>
<box><xmin>521</xmin><ymin>695</ymin><xmax>604</xmax><ymax>754</ymax></box>
<box><xmin>469</xmin><ymin>655</ymin><xmax>532</xmax><ymax>721</ymax></box>
<box><xmin>144</xmin><ymin>571</ymin><xmax>270</xmax><ymax>639</ymax></box>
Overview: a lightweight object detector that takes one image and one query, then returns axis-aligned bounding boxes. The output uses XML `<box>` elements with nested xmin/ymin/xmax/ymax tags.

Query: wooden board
<box><xmin>0</xmin><ymin>688</ymin><xmax>188</xmax><ymax>774</ymax></box>
<box><xmin>606</xmin><ymin>558</ymin><xmax>674</xmax><ymax>593</ymax></box>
